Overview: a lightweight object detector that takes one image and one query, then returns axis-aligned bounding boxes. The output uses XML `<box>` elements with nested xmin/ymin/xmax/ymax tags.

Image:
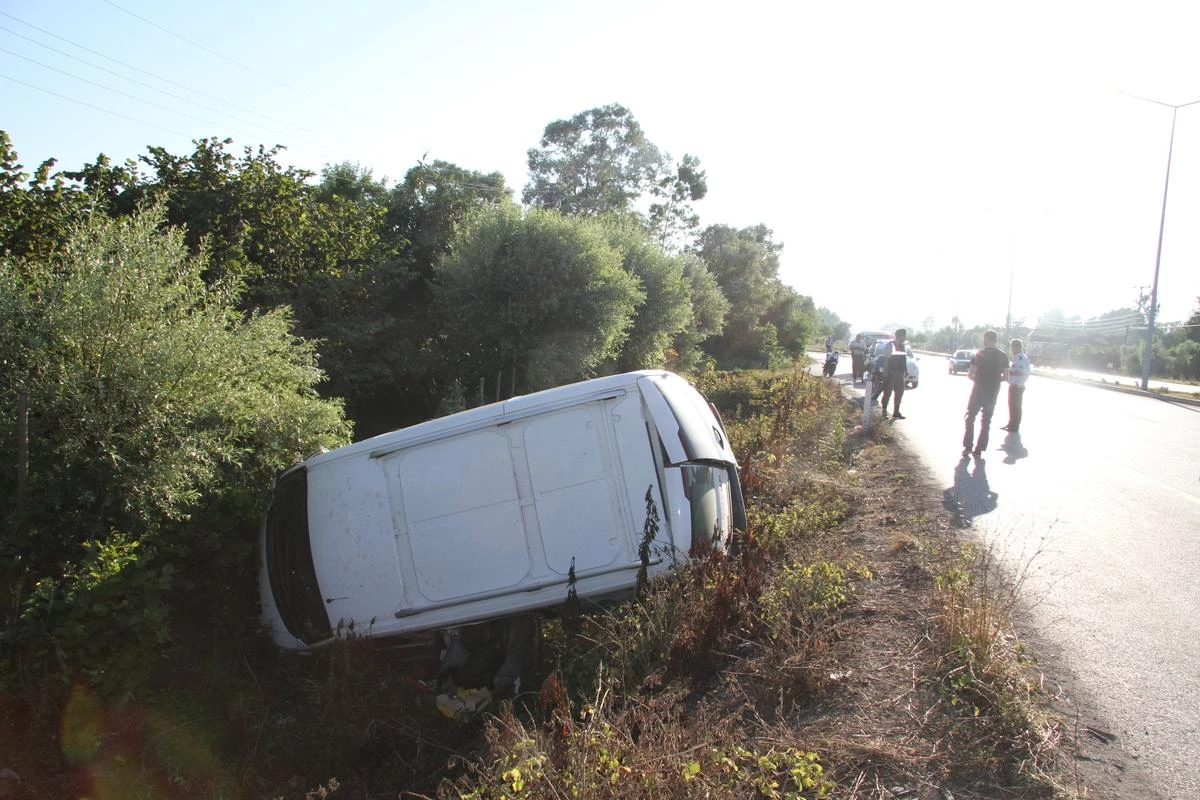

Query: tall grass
<box><xmin>931</xmin><ymin>540</ymin><xmax>1067</xmax><ymax>789</ymax></box>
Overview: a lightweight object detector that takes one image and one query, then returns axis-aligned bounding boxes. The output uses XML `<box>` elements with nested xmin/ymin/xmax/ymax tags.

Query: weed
<box><xmin>447</xmin><ymin>680</ymin><xmax>834</xmax><ymax>800</ymax></box>
<box><xmin>932</xmin><ymin>540</ymin><xmax>1067</xmax><ymax>786</ymax></box>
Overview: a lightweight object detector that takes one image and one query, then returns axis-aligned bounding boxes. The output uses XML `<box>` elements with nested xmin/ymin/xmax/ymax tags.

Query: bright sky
<box><xmin>4</xmin><ymin>0</ymin><xmax>1200</xmax><ymax>333</ymax></box>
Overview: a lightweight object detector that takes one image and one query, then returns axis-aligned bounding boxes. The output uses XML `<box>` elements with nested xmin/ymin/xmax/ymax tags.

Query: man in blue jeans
<box><xmin>962</xmin><ymin>330</ymin><xmax>1008</xmax><ymax>457</ymax></box>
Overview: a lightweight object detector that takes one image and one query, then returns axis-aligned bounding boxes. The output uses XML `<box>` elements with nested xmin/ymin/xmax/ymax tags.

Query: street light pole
<box><xmin>1004</xmin><ymin>261</ymin><xmax>1014</xmax><ymax>345</ymax></box>
<box><xmin>1129</xmin><ymin>94</ymin><xmax>1200</xmax><ymax>390</ymax></box>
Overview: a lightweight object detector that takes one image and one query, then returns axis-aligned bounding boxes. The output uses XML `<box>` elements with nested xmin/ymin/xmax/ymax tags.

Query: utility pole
<box><xmin>1126</xmin><ymin>94</ymin><xmax>1200</xmax><ymax>390</ymax></box>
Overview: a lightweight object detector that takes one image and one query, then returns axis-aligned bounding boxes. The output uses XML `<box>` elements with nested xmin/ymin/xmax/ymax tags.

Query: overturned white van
<box><xmin>259</xmin><ymin>370</ymin><xmax>746</xmax><ymax>651</ymax></box>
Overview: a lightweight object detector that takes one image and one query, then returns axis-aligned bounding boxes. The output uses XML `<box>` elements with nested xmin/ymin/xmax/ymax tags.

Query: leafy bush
<box><xmin>693</xmin><ymin>368</ymin><xmax>845</xmax><ymax>503</ymax></box>
<box><xmin>0</xmin><ymin>207</ymin><xmax>350</xmax><ymax>690</ymax></box>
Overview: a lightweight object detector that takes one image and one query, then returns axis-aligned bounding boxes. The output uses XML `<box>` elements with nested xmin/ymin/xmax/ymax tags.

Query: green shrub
<box><xmin>0</xmin><ymin>207</ymin><xmax>350</xmax><ymax>691</ymax></box>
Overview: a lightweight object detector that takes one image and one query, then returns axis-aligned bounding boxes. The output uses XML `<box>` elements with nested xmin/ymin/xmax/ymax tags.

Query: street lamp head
<box><xmin>1122</xmin><ymin>91</ymin><xmax>1200</xmax><ymax>110</ymax></box>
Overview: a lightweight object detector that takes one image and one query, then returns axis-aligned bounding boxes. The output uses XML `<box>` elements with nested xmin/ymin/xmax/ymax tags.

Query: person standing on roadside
<box><xmin>962</xmin><ymin>330</ymin><xmax>1008</xmax><ymax>457</ymax></box>
<box><xmin>1001</xmin><ymin>338</ymin><xmax>1031</xmax><ymax>433</ymax></box>
<box><xmin>849</xmin><ymin>333</ymin><xmax>867</xmax><ymax>382</ymax></box>
<box><xmin>879</xmin><ymin>327</ymin><xmax>910</xmax><ymax>420</ymax></box>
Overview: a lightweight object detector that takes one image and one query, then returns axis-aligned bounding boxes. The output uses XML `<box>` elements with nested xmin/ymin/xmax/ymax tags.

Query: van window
<box><xmin>263</xmin><ymin>468</ymin><xmax>332</xmax><ymax>646</ymax></box>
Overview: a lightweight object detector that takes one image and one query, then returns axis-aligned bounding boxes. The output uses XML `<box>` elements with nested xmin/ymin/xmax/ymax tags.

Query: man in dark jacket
<box><xmin>880</xmin><ymin>328</ymin><xmax>910</xmax><ymax>419</ymax></box>
<box><xmin>962</xmin><ymin>330</ymin><xmax>1008</xmax><ymax>457</ymax></box>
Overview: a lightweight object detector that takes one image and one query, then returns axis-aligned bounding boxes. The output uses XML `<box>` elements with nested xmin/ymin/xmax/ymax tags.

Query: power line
<box><xmin>1</xmin><ymin>65</ymin><xmax>369</xmax><ymax>172</ymax></box>
<box><xmin>0</xmin><ymin>72</ymin><xmax>190</xmax><ymax>139</ymax></box>
<box><xmin>0</xmin><ymin>13</ymin><xmax>354</xmax><ymax>149</ymax></box>
<box><xmin>0</xmin><ymin>35</ymin><xmax>351</xmax><ymax>155</ymax></box>
<box><xmin>100</xmin><ymin>0</ymin><xmax>393</xmax><ymax>132</ymax></box>
<box><xmin>0</xmin><ymin>47</ymin><xmax>299</xmax><ymax>147</ymax></box>
<box><xmin>0</xmin><ymin>8</ymin><xmax>494</xmax><ymax>185</ymax></box>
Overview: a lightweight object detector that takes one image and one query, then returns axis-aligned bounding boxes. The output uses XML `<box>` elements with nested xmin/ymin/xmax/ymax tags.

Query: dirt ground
<box><xmin>825</xmin><ymin>422</ymin><xmax>1165</xmax><ymax>799</ymax></box>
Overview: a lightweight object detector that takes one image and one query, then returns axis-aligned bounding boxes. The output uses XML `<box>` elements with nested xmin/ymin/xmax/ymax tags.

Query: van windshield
<box><xmin>680</xmin><ymin>463</ymin><xmax>734</xmax><ymax>550</ymax></box>
<box><xmin>263</xmin><ymin>468</ymin><xmax>332</xmax><ymax>646</ymax></box>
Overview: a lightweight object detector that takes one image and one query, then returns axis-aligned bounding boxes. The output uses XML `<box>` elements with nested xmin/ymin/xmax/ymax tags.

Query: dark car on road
<box><xmin>948</xmin><ymin>349</ymin><xmax>974</xmax><ymax>375</ymax></box>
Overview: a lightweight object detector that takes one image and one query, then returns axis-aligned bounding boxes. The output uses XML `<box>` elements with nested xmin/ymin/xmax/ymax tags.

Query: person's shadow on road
<box><xmin>1001</xmin><ymin>432</ymin><xmax>1028</xmax><ymax>464</ymax></box>
<box><xmin>943</xmin><ymin>454</ymin><xmax>998</xmax><ymax>528</ymax></box>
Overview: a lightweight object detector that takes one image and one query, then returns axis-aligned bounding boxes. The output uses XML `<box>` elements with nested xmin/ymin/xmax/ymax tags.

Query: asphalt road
<box><xmin>817</xmin><ymin>352</ymin><xmax>1200</xmax><ymax>798</ymax></box>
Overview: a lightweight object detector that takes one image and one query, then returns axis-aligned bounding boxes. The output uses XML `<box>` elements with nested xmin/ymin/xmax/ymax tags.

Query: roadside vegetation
<box><xmin>1</xmin><ymin>110</ymin><xmax>1091</xmax><ymax>798</ymax></box>
<box><xmin>0</xmin><ymin>306</ymin><xmax>1079</xmax><ymax>798</ymax></box>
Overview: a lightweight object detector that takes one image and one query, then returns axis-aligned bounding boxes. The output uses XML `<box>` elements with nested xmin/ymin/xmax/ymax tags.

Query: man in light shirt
<box><xmin>1000</xmin><ymin>338</ymin><xmax>1031</xmax><ymax>433</ymax></box>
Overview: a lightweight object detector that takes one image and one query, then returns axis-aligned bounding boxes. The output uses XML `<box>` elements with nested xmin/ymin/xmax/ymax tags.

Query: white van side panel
<box><xmin>523</xmin><ymin>407</ymin><xmax>623</xmax><ymax>574</ymax></box>
<box><xmin>390</xmin><ymin>430</ymin><xmax>530</xmax><ymax>603</ymax></box>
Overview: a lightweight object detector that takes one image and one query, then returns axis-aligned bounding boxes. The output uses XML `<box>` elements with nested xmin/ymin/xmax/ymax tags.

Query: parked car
<box><xmin>259</xmin><ymin>370</ymin><xmax>747</xmax><ymax>655</ymax></box>
<box><xmin>948</xmin><ymin>349</ymin><xmax>974</xmax><ymax>375</ymax></box>
<box><xmin>868</xmin><ymin>339</ymin><xmax>920</xmax><ymax>389</ymax></box>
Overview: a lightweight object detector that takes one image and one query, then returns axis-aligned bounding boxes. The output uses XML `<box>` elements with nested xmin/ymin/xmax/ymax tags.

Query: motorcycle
<box><xmin>822</xmin><ymin>349</ymin><xmax>840</xmax><ymax>377</ymax></box>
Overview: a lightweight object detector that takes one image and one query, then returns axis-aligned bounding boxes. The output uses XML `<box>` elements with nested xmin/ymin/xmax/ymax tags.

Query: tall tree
<box><xmin>1183</xmin><ymin>298</ymin><xmax>1200</xmax><ymax>344</ymax></box>
<box><xmin>671</xmin><ymin>254</ymin><xmax>730</xmax><ymax>371</ymax></box>
<box><xmin>523</xmin><ymin>105</ymin><xmax>706</xmax><ymax>247</ymax></box>
<box><xmin>312</xmin><ymin>160</ymin><xmax>513</xmax><ymax>434</ymax></box>
<box><xmin>434</xmin><ymin>204</ymin><xmax>643</xmax><ymax>395</ymax></box>
<box><xmin>693</xmin><ymin>223</ymin><xmax>814</xmax><ymax>368</ymax></box>
<box><xmin>387</xmin><ymin>159</ymin><xmax>510</xmax><ymax>280</ymax></box>
<box><xmin>595</xmin><ymin>214</ymin><xmax>696</xmax><ymax>371</ymax></box>
<box><xmin>0</xmin><ymin>131</ymin><xmax>92</xmax><ymax>263</ymax></box>
<box><xmin>817</xmin><ymin>306</ymin><xmax>851</xmax><ymax>344</ymax></box>
<box><xmin>768</xmin><ymin>289</ymin><xmax>821</xmax><ymax>354</ymax></box>
<box><xmin>132</xmin><ymin>138</ymin><xmax>391</xmax><ymax>295</ymax></box>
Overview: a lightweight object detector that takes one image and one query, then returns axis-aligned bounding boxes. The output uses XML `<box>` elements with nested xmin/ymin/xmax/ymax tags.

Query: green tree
<box><xmin>523</xmin><ymin>104</ymin><xmax>706</xmax><ymax>247</ymax></box>
<box><xmin>671</xmin><ymin>254</ymin><xmax>729</xmax><ymax>371</ymax></box>
<box><xmin>595</xmin><ymin>214</ymin><xmax>696</xmax><ymax>371</ymax></box>
<box><xmin>817</xmin><ymin>306</ymin><xmax>851</xmax><ymax>346</ymax></box>
<box><xmin>316</xmin><ymin>161</ymin><xmax>392</xmax><ymax>207</ymax></box>
<box><xmin>133</xmin><ymin>138</ymin><xmax>389</xmax><ymax>295</ymax></box>
<box><xmin>928</xmin><ymin>324</ymin><xmax>965</xmax><ymax>353</ymax></box>
<box><xmin>387</xmin><ymin>160</ymin><xmax>510</xmax><ymax>278</ymax></box>
<box><xmin>127</xmin><ymin>144</ymin><xmax>425</xmax><ymax>434</ymax></box>
<box><xmin>693</xmin><ymin>223</ymin><xmax>812</xmax><ymax>368</ymax></box>
<box><xmin>310</xmin><ymin>160</ymin><xmax>513</xmax><ymax>435</ymax></box>
<box><xmin>0</xmin><ymin>131</ymin><xmax>93</xmax><ymax>263</ymax></box>
<box><xmin>1183</xmin><ymin>298</ymin><xmax>1200</xmax><ymax>344</ymax></box>
<box><xmin>435</xmin><ymin>204</ymin><xmax>643</xmax><ymax>395</ymax></box>
<box><xmin>63</xmin><ymin>151</ymin><xmax>148</xmax><ymax>219</ymax></box>
<box><xmin>0</xmin><ymin>207</ymin><xmax>349</xmax><ymax>688</ymax></box>
<box><xmin>1163</xmin><ymin>339</ymin><xmax>1200</xmax><ymax>379</ymax></box>
<box><xmin>767</xmin><ymin>288</ymin><xmax>821</xmax><ymax>354</ymax></box>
